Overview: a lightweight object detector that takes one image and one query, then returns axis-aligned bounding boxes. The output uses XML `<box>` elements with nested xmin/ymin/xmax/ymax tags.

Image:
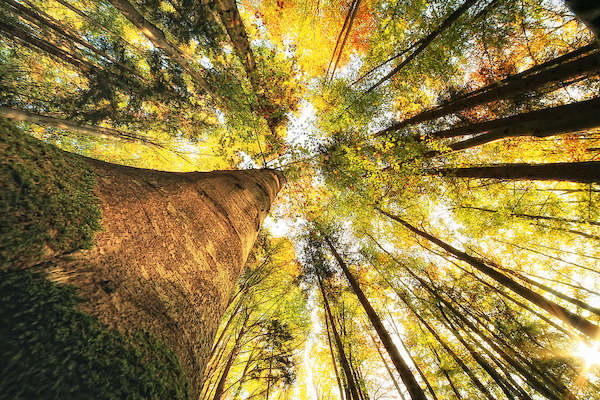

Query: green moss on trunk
<box><xmin>0</xmin><ymin>119</ymin><xmax>101</xmax><ymax>268</ymax></box>
<box><xmin>0</xmin><ymin>269</ymin><xmax>190</xmax><ymax>399</ymax></box>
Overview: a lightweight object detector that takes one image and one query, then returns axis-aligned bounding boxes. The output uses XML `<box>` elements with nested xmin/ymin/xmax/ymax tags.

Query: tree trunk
<box><xmin>429</xmin><ymin>97</ymin><xmax>600</xmax><ymax>140</ymax></box>
<box><xmin>565</xmin><ymin>1</ymin><xmax>600</xmax><ymax>40</ymax></box>
<box><xmin>396</xmin><ymin>335</ymin><xmax>439</xmax><ymax>400</ymax></box>
<box><xmin>3</xmin><ymin>125</ymin><xmax>285</xmax><ymax>398</ymax></box>
<box><xmin>326</xmin><ymin>313</ymin><xmax>347</xmax><ymax>400</ymax></box>
<box><xmin>366</xmin><ymin>0</ymin><xmax>479</xmax><ymax>93</ymax></box>
<box><xmin>429</xmin><ymin>344</ymin><xmax>463</xmax><ymax>399</ymax></box>
<box><xmin>212</xmin><ymin>313</ymin><xmax>251</xmax><ymax>400</ymax></box>
<box><xmin>431</xmin><ymin>161</ymin><xmax>600</xmax><ymax>184</ymax></box>
<box><xmin>0</xmin><ymin>106</ymin><xmax>159</xmax><ymax>146</ymax></box>
<box><xmin>107</xmin><ymin>0</ymin><xmax>213</xmax><ymax>94</ymax></box>
<box><xmin>377</xmin><ymin>51</ymin><xmax>600</xmax><ymax>135</ymax></box>
<box><xmin>396</xmin><ymin>292</ymin><xmax>496</xmax><ymax>400</ymax></box>
<box><xmin>366</xmin><ymin>329</ymin><xmax>406</xmax><ymax>400</ymax></box>
<box><xmin>214</xmin><ymin>0</ymin><xmax>255</xmax><ymax>73</ymax></box>
<box><xmin>329</xmin><ymin>0</ymin><xmax>362</xmax><ymax>81</ymax></box>
<box><xmin>318</xmin><ymin>275</ymin><xmax>361</xmax><ymax>400</ymax></box>
<box><xmin>323</xmin><ymin>236</ymin><xmax>427</xmax><ymax>400</ymax></box>
<box><xmin>457</xmin><ymin>205</ymin><xmax>600</xmax><ymax>227</ymax></box>
<box><xmin>377</xmin><ymin>208</ymin><xmax>600</xmax><ymax>338</ymax></box>
<box><xmin>437</xmin><ymin>307</ymin><xmax>518</xmax><ymax>400</ymax></box>
<box><xmin>0</xmin><ymin>19</ymin><xmax>95</xmax><ymax>74</ymax></box>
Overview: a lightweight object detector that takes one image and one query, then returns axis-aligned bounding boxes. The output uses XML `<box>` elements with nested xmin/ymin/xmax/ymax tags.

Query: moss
<box><xmin>0</xmin><ymin>269</ymin><xmax>190</xmax><ymax>399</ymax></box>
<box><xmin>0</xmin><ymin>119</ymin><xmax>101</xmax><ymax>268</ymax></box>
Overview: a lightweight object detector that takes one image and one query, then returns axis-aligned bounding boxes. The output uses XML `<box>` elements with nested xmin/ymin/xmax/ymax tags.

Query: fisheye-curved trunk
<box><xmin>4</xmin><ymin>126</ymin><xmax>285</xmax><ymax>398</ymax></box>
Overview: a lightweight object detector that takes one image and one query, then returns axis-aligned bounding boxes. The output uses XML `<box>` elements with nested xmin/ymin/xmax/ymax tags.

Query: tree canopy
<box><xmin>2</xmin><ymin>0</ymin><xmax>600</xmax><ymax>399</ymax></box>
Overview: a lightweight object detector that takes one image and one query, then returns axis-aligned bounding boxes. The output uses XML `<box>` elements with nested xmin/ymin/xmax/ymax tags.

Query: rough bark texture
<box><xmin>3</xmin><ymin>122</ymin><xmax>285</xmax><ymax>398</ymax></box>
<box><xmin>62</xmin><ymin>163</ymin><xmax>282</xmax><ymax>397</ymax></box>
<box><xmin>432</xmin><ymin>161</ymin><xmax>600</xmax><ymax>183</ymax></box>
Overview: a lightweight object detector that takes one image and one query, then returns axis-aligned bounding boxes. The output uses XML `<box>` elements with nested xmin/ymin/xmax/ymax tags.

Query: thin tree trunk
<box><xmin>366</xmin><ymin>0</ymin><xmax>480</xmax><ymax>93</ymax></box>
<box><xmin>318</xmin><ymin>275</ymin><xmax>361</xmax><ymax>400</ymax></box>
<box><xmin>2</xmin><ymin>0</ymin><xmax>116</xmax><ymax>64</ymax></box>
<box><xmin>377</xmin><ymin>208</ymin><xmax>600</xmax><ymax>338</ymax></box>
<box><xmin>428</xmin><ymin>344</ymin><xmax>463</xmax><ymax>399</ymax></box>
<box><xmin>396</xmin><ymin>292</ymin><xmax>496</xmax><ymax>400</ymax></box>
<box><xmin>233</xmin><ymin>345</ymin><xmax>257</xmax><ymax>400</ymax></box>
<box><xmin>456</xmin><ymin>205</ymin><xmax>600</xmax><ymax>227</ymax></box>
<box><xmin>212</xmin><ymin>313</ymin><xmax>251</xmax><ymax>400</ymax></box>
<box><xmin>0</xmin><ymin>19</ymin><xmax>95</xmax><ymax>74</ymax></box>
<box><xmin>396</xmin><ymin>335</ymin><xmax>439</xmax><ymax>400</ymax></box>
<box><xmin>366</xmin><ymin>328</ymin><xmax>406</xmax><ymax>400</ymax></box>
<box><xmin>107</xmin><ymin>0</ymin><xmax>213</xmax><ymax>94</ymax></box>
<box><xmin>323</xmin><ymin>236</ymin><xmax>427</xmax><ymax>400</ymax></box>
<box><xmin>377</xmin><ymin>51</ymin><xmax>600</xmax><ymax>135</ymax></box>
<box><xmin>0</xmin><ymin>106</ymin><xmax>160</xmax><ymax>146</ymax></box>
<box><xmin>437</xmin><ymin>307</ymin><xmax>518</xmax><ymax>400</ymax></box>
<box><xmin>329</xmin><ymin>0</ymin><xmax>362</xmax><ymax>81</ymax></box>
<box><xmin>428</xmin><ymin>97</ymin><xmax>600</xmax><ymax>140</ymax></box>
<box><xmin>53</xmin><ymin>0</ymin><xmax>147</xmax><ymax>54</ymax></box>
<box><xmin>326</xmin><ymin>0</ymin><xmax>357</xmax><ymax>79</ymax></box>
<box><xmin>409</xmin><ymin>266</ymin><xmax>573</xmax><ymax>399</ymax></box>
<box><xmin>431</xmin><ymin>161</ymin><xmax>600</xmax><ymax>184</ymax></box>
<box><xmin>326</xmin><ymin>312</ymin><xmax>347</xmax><ymax>400</ymax></box>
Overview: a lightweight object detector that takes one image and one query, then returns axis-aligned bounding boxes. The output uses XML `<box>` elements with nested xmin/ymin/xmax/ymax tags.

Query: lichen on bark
<box><xmin>0</xmin><ymin>119</ymin><xmax>101</xmax><ymax>269</ymax></box>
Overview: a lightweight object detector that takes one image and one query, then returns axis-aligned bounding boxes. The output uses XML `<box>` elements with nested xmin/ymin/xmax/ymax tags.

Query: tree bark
<box><xmin>431</xmin><ymin>161</ymin><xmax>600</xmax><ymax>184</ymax></box>
<box><xmin>377</xmin><ymin>208</ymin><xmax>600</xmax><ymax>338</ymax></box>
<box><xmin>377</xmin><ymin>50</ymin><xmax>600</xmax><ymax>136</ymax></box>
<box><xmin>214</xmin><ymin>0</ymin><xmax>255</xmax><ymax>73</ymax></box>
<box><xmin>323</xmin><ymin>236</ymin><xmax>427</xmax><ymax>400</ymax></box>
<box><xmin>6</xmin><ymin>132</ymin><xmax>285</xmax><ymax>398</ymax></box>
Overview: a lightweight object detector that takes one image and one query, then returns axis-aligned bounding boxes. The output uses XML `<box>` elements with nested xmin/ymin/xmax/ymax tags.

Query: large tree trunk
<box><xmin>431</xmin><ymin>161</ymin><xmax>600</xmax><ymax>183</ymax></box>
<box><xmin>377</xmin><ymin>208</ymin><xmax>600</xmax><ymax>338</ymax></box>
<box><xmin>377</xmin><ymin>49</ymin><xmax>600</xmax><ymax>136</ymax></box>
<box><xmin>3</xmin><ymin>124</ymin><xmax>285</xmax><ymax>398</ymax></box>
<box><xmin>323</xmin><ymin>236</ymin><xmax>427</xmax><ymax>400</ymax></box>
